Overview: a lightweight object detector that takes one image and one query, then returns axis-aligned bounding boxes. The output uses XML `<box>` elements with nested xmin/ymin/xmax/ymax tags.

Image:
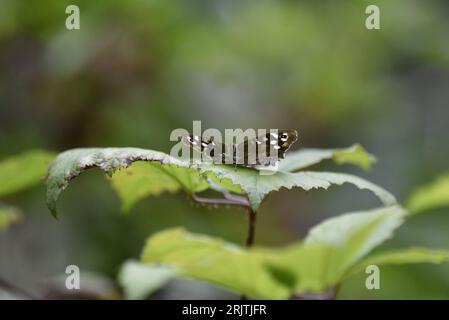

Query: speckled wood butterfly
<box><xmin>182</xmin><ymin>129</ymin><xmax>298</xmax><ymax>168</ymax></box>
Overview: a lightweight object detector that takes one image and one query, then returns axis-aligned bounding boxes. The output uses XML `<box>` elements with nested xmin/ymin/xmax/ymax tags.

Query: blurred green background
<box><xmin>0</xmin><ymin>0</ymin><xmax>448</xmax><ymax>299</ymax></box>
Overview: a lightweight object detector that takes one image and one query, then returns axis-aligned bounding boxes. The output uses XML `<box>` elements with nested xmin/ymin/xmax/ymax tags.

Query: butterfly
<box><xmin>181</xmin><ymin>129</ymin><xmax>298</xmax><ymax>168</ymax></box>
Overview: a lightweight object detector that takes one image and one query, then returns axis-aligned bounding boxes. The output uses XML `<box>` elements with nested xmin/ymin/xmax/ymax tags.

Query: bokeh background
<box><xmin>0</xmin><ymin>0</ymin><xmax>448</xmax><ymax>299</ymax></box>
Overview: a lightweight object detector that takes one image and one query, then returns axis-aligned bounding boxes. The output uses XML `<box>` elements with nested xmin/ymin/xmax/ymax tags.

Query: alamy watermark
<box><xmin>365</xmin><ymin>5</ymin><xmax>381</xmax><ymax>30</ymax></box>
<box><xmin>63</xmin><ymin>5</ymin><xmax>381</xmax><ymax>34</ymax></box>
<box><xmin>365</xmin><ymin>264</ymin><xmax>380</xmax><ymax>290</ymax></box>
<box><xmin>65</xmin><ymin>264</ymin><xmax>80</xmax><ymax>290</ymax></box>
<box><xmin>65</xmin><ymin>5</ymin><xmax>80</xmax><ymax>30</ymax></box>
<box><xmin>168</xmin><ymin>121</ymin><xmax>298</xmax><ymax>174</ymax></box>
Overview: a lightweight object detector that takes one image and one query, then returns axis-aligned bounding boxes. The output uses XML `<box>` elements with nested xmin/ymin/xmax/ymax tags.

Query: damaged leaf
<box><xmin>46</xmin><ymin>148</ymin><xmax>189</xmax><ymax>216</ymax></box>
<box><xmin>198</xmin><ymin>166</ymin><xmax>396</xmax><ymax>210</ymax></box>
<box><xmin>46</xmin><ymin>146</ymin><xmax>395</xmax><ymax>215</ymax></box>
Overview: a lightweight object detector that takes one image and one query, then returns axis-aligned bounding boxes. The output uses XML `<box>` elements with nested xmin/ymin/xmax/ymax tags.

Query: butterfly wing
<box><xmin>181</xmin><ymin>130</ymin><xmax>298</xmax><ymax>167</ymax></box>
<box><xmin>234</xmin><ymin>130</ymin><xmax>298</xmax><ymax>166</ymax></box>
<box><xmin>276</xmin><ymin>129</ymin><xmax>298</xmax><ymax>159</ymax></box>
<box><xmin>182</xmin><ymin>134</ymin><xmax>227</xmax><ymax>163</ymax></box>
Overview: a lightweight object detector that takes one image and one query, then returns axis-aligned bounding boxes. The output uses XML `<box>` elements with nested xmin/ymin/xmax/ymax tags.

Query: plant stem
<box><xmin>292</xmin><ymin>286</ymin><xmax>338</xmax><ymax>300</ymax></box>
<box><xmin>240</xmin><ymin>208</ymin><xmax>257</xmax><ymax>301</ymax></box>
<box><xmin>192</xmin><ymin>191</ymin><xmax>338</xmax><ymax>301</ymax></box>
<box><xmin>245</xmin><ymin>208</ymin><xmax>256</xmax><ymax>248</ymax></box>
<box><xmin>191</xmin><ymin>192</ymin><xmax>249</xmax><ymax>208</ymax></box>
<box><xmin>191</xmin><ymin>192</ymin><xmax>256</xmax><ymax>248</ymax></box>
<box><xmin>191</xmin><ymin>191</ymin><xmax>257</xmax><ymax>301</ymax></box>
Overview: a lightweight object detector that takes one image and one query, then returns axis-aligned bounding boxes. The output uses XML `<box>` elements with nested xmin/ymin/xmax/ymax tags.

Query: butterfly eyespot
<box><xmin>280</xmin><ymin>133</ymin><xmax>288</xmax><ymax>139</ymax></box>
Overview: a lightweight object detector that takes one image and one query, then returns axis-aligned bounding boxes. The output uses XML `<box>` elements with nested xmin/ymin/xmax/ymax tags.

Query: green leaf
<box><xmin>110</xmin><ymin>162</ymin><xmax>208</xmax><ymax>213</ymax></box>
<box><xmin>272</xmin><ymin>205</ymin><xmax>405</xmax><ymax>292</ymax></box>
<box><xmin>141</xmin><ymin>228</ymin><xmax>291</xmax><ymax>299</ymax></box>
<box><xmin>279</xmin><ymin>144</ymin><xmax>376</xmax><ymax>172</ymax></box>
<box><xmin>118</xmin><ymin>260</ymin><xmax>177</xmax><ymax>299</ymax></box>
<box><xmin>406</xmin><ymin>173</ymin><xmax>449</xmax><ymax>216</ymax></box>
<box><xmin>346</xmin><ymin>247</ymin><xmax>449</xmax><ymax>279</ymax></box>
<box><xmin>46</xmin><ymin>148</ymin><xmax>191</xmax><ymax>216</ymax></box>
<box><xmin>0</xmin><ymin>150</ymin><xmax>56</xmax><ymax>198</ymax></box>
<box><xmin>46</xmin><ymin>147</ymin><xmax>395</xmax><ymax>215</ymax></box>
<box><xmin>255</xmin><ymin>243</ymin><xmax>330</xmax><ymax>293</ymax></box>
<box><xmin>332</xmin><ymin>144</ymin><xmax>376</xmax><ymax>171</ymax></box>
<box><xmin>205</xmin><ymin>174</ymin><xmax>246</xmax><ymax>195</ymax></box>
<box><xmin>0</xmin><ymin>206</ymin><xmax>22</xmax><ymax>232</ymax></box>
<box><xmin>139</xmin><ymin>206</ymin><xmax>405</xmax><ymax>297</ymax></box>
<box><xmin>304</xmin><ymin>205</ymin><xmax>405</xmax><ymax>288</ymax></box>
<box><xmin>199</xmin><ymin>166</ymin><xmax>396</xmax><ymax>210</ymax></box>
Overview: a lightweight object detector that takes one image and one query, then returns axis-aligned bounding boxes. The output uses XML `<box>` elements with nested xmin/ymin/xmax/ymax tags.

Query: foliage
<box><xmin>118</xmin><ymin>261</ymin><xmax>177</xmax><ymax>300</ymax></box>
<box><xmin>0</xmin><ymin>206</ymin><xmax>22</xmax><ymax>232</ymax></box>
<box><xmin>45</xmin><ymin>145</ymin><xmax>394</xmax><ymax>215</ymax></box>
<box><xmin>0</xmin><ymin>150</ymin><xmax>55</xmax><ymax>231</ymax></box>
<box><xmin>44</xmin><ymin>144</ymin><xmax>449</xmax><ymax>299</ymax></box>
<box><xmin>0</xmin><ymin>137</ymin><xmax>433</xmax><ymax>299</ymax></box>
<box><xmin>406</xmin><ymin>173</ymin><xmax>449</xmax><ymax>216</ymax></box>
<box><xmin>125</xmin><ymin>205</ymin><xmax>449</xmax><ymax>299</ymax></box>
<box><xmin>278</xmin><ymin>144</ymin><xmax>376</xmax><ymax>172</ymax></box>
<box><xmin>347</xmin><ymin>247</ymin><xmax>449</xmax><ymax>278</ymax></box>
<box><xmin>1</xmin><ymin>0</ymin><xmax>449</xmax><ymax>300</ymax></box>
<box><xmin>0</xmin><ymin>150</ymin><xmax>56</xmax><ymax>198</ymax></box>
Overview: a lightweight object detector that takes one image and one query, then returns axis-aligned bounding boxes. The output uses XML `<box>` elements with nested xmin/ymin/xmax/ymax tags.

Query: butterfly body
<box><xmin>182</xmin><ymin>129</ymin><xmax>298</xmax><ymax>168</ymax></box>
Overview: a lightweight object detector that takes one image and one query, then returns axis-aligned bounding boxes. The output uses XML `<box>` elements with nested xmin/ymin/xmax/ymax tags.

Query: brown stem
<box><xmin>223</xmin><ymin>191</ymin><xmax>249</xmax><ymax>206</ymax></box>
<box><xmin>292</xmin><ymin>286</ymin><xmax>338</xmax><ymax>300</ymax></box>
<box><xmin>245</xmin><ymin>208</ymin><xmax>256</xmax><ymax>248</ymax></box>
<box><xmin>240</xmin><ymin>208</ymin><xmax>257</xmax><ymax>301</ymax></box>
<box><xmin>191</xmin><ymin>192</ymin><xmax>256</xmax><ymax>248</ymax></box>
<box><xmin>191</xmin><ymin>193</ymin><xmax>249</xmax><ymax>208</ymax></box>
